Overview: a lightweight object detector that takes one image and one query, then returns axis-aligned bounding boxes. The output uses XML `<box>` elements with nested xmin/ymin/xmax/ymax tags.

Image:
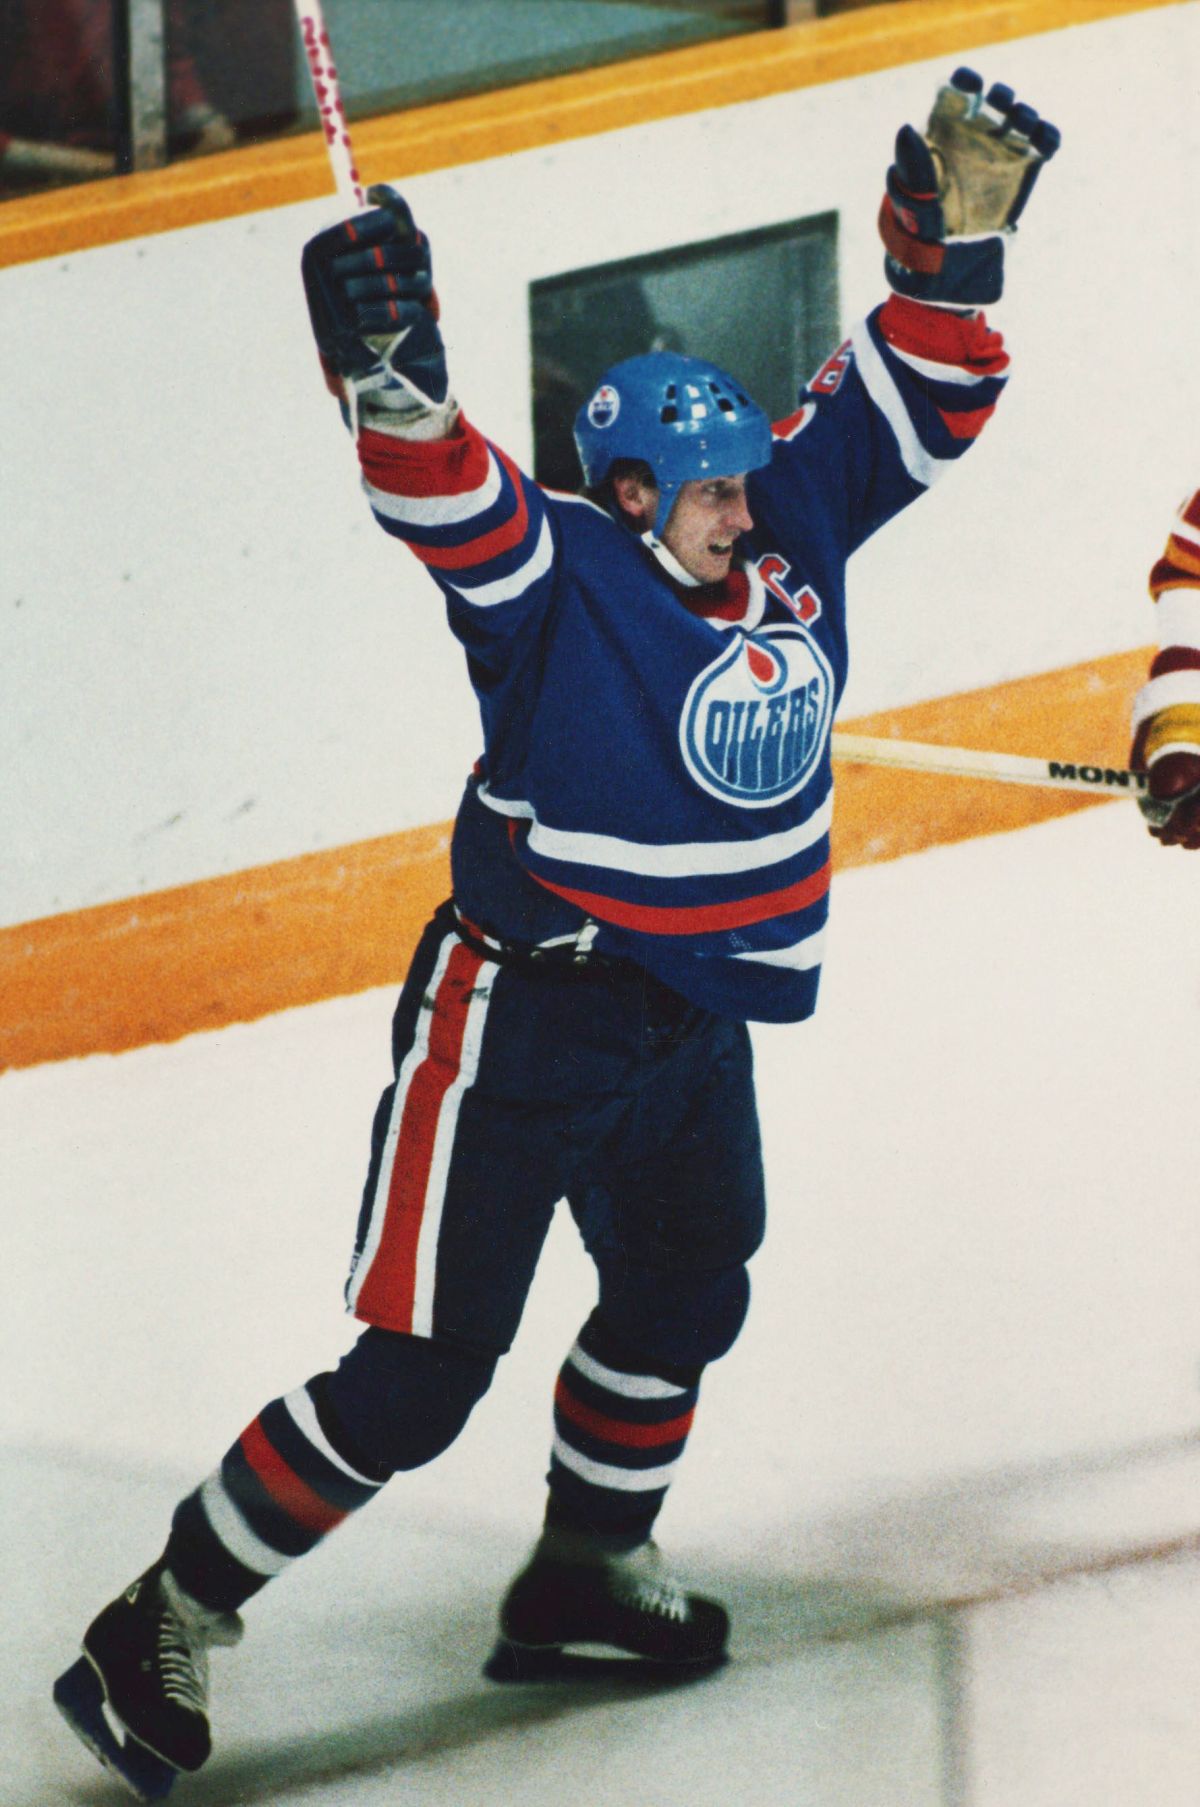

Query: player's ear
<box><xmin>611</xmin><ymin>469</ymin><xmax>658</xmax><ymax>528</ymax></box>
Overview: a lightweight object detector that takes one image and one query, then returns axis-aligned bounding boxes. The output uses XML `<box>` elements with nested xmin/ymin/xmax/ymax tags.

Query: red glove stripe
<box><xmin>893</xmin><ymin>178</ymin><xmax>937</xmax><ymax>203</ymax></box>
<box><xmin>318</xmin><ymin>352</ymin><xmax>346</xmax><ymax>401</ymax></box>
<box><xmin>878</xmin><ymin>197</ymin><xmax>944</xmax><ymax>274</ymax></box>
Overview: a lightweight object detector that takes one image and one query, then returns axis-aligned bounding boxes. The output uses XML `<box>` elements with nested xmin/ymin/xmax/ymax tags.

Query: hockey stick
<box><xmin>831</xmin><ymin>732</ymin><xmax>1152</xmax><ymax>800</ymax></box>
<box><xmin>292</xmin><ymin>0</ymin><xmax>437</xmax><ymax>433</ymax></box>
<box><xmin>293</xmin><ymin>0</ymin><xmax>365</xmax><ymax>206</ymax></box>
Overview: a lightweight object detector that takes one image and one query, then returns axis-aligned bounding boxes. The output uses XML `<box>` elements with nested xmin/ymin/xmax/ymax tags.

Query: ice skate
<box><xmin>485</xmin><ymin>1529</ymin><xmax>728</xmax><ymax>1682</ymax></box>
<box><xmin>54</xmin><ymin>1561</ymin><xmax>242</xmax><ymax>1800</ymax></box>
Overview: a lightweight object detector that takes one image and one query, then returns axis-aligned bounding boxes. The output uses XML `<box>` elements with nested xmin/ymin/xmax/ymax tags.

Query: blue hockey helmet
<box><xmin>573</xmin><ymin>351</ymin><xmax>773</xmax><ymax>536</ymax></box>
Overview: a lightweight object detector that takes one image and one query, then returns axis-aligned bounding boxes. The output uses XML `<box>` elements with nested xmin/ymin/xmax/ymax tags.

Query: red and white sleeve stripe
<box><xmin>355</xmin><ymin>414</ymin><xmax>554</xmax><ymax>612</ymax></box>
<box><xmin>850</xmin><ymin>296</ymin><xmax>1009</xmax><ymax>490</ymax></box>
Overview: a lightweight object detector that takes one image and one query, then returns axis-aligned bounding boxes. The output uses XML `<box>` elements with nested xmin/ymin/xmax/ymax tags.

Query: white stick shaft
<box><xmin>830</xmin><ymin>732</ymin><xmax>1149</xmax><ymax>799</ymax></box>
<box><xmin>292</xmin><ymin>0</ymin><xmax>364</xmax><ymax>207</ymax></box>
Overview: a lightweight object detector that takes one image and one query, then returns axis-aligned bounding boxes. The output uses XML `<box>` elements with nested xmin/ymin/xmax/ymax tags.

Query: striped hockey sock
<box><xmin>164</xmin><ymin>1378</ymin><xmax>387</xmax><ymax>1613</ymax></box>
<box><xmin>546</xmin><ymin>1315</ymin><xmax>701</xmax><ymax>1550</ymax></box>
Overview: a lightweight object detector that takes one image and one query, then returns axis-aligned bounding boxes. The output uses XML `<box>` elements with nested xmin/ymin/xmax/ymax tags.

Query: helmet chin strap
<box><xmin>652</xmin><ymin>481</ymin><xmax>681</xmax><ymax>539</ymax></box>
<box><xmin>640</xmin><ymin>534</ymin><xmax>769</xmax><ymax>629</ymax></box>
<box><xmin>640</xmin><ymin>531</ymin><xmax>702</xmax><ymax>587</ymax></box>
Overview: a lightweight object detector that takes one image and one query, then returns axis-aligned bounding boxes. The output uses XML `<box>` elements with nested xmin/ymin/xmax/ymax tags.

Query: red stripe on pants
<box><xmin>353</xmin><ymin>939</ymin><xmax>485</xmax><ymax>1329</ymax></box>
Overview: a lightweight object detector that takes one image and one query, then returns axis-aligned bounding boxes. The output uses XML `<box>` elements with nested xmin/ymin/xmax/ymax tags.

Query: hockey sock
<box><xmin>162</xmin><ymin>1331</ymin><xmax>496</xmax><ymax>1613</ymax></box>
<box><xmin>163</xmin><ymin>1373</ymin><xmax>388</xmax><ymax>1614</ymax></box>
<box><xmin>546</xmin><ymin>1313</ymin><xmax>701</xmax><ymax>1551</ymax></box>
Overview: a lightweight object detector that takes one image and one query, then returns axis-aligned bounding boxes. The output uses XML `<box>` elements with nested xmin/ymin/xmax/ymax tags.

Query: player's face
<box><xmin>662</xmin><ymin>475</ymin><xmax>754</xmax><ymax>584</ymax></box>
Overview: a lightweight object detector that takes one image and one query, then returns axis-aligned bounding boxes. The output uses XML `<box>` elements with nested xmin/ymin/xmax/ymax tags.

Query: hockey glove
<box><xmin>301</xmin><ymin>185</ymin><xmax>450</xmax><ymax>421</ymax></box>
<box><xmin>1132</xmin><ymin>741</ymin><xmax>1200</xmax><ymax>847</ymax></box>
<box><xmin>880</xmin><ymin>68</ymin><xmax>1061</xmax><ymax>307</ymax></box>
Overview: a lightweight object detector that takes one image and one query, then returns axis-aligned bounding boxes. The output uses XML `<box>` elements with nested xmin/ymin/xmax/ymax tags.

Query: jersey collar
<box><xmin>641</xmin><ymin>531</ymin><xmax>766</xmax><ymax>630</ymax></box>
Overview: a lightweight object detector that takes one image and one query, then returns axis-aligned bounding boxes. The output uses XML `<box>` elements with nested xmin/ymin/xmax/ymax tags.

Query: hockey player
<box><xmin>55</xmin><ymin>70</ymin><xmax>1060</xmax><ymax>1798</ymax></box>
<box><xmin>1130</xmin><ymin>490</ymin><xmax>1200</xmax><ymax>850</ymax></box>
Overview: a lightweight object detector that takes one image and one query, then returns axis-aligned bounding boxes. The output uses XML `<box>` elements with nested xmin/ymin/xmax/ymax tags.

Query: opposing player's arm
<box><xmin>769</xmin><ymin>71</ymin><xmax>1058</xmax><ymax>550</ymax></box>
<box><xmin>300</xmin><ymin>187</ymin><xmax>556</xmax><ymax>644</ymax></box>
<box><xmin>1130</xmin><ymin>492</ymin><xmax>1200</xmax><ymax>849</ymax></box>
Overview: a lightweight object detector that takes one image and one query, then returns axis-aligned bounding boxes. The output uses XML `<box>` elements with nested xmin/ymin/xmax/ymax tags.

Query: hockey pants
<box><xmin>166</xmin><ymin>901</ymin><xmax>766</xmax><ymax>1613</ymax></box>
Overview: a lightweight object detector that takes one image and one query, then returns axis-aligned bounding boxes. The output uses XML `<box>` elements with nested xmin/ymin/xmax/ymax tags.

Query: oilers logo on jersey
<box><xmin>679</xmin><ymin>624</ymin><xmax>834</xmax><ymax>807</ymax></box>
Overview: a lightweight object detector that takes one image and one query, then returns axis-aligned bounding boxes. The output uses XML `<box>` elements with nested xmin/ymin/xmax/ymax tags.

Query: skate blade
<box><xmin>53</xmin><ymin>1656</ymin><xmax>179</xmax><ymax>1802</ymax></box>
<box><xmin>484</xmin><ymin>1637</ymin><xmax>727</xmax><ymax>1685</ymax></box>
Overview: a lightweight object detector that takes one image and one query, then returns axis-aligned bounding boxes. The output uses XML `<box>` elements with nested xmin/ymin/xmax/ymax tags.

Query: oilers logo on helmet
<box><xmin>680</xmin><ymin>625</ymin><xmax>833</xmax><ymax>807</ymax></box>
<box><xmin>586</xmin><ymin>384</ymin><xmax>620</xmax><ymax>429</ymax></box>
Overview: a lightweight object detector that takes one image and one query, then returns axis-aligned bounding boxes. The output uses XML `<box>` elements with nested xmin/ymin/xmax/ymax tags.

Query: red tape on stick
<box><xmin>293</xmin><ymin>0</ymin><xmax>364</xmax><ymax>207</ymax></box>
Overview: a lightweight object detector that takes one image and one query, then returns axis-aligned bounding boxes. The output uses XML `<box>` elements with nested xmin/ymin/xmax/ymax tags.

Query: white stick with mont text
<box><xmin>831</xmin><ymin>733</ymin><xmax>1151</xmax><ymax>799</ymax></box>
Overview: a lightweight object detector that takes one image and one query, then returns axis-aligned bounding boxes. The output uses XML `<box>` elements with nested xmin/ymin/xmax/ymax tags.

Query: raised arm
<box><xmin>300</xmin><ymin>189</ymin><xmax>556</xmax><ymax>653</ymax></box>
<box><xmin>763</xmin><ymin>70</ymin><xmax>1059</xmax><ymax>552</ymax></box>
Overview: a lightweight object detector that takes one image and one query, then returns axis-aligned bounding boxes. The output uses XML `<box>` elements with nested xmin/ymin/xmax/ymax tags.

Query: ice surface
<box><xmin>5</xmin><ymin>803</ymin><xmax>1199</xmax><ymax>1804</ymax></box>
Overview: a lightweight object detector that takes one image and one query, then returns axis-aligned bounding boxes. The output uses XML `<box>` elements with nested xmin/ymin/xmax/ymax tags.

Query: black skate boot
<box><xmin>485</xmin><ymin>1528</ymin><xmax>728</xmax><ymax>1683</ymax></box>
<box><xmin>54</xmin><ymin>1561</ymin><xmax>242</xmax><ymax>1800</ymax></box>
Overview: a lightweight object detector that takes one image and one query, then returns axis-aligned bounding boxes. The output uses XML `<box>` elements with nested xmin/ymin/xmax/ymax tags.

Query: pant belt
<box><xmin>453</xmin><ymin>907</ymin><xmax>625</xmax><ymax>975</ymax></box>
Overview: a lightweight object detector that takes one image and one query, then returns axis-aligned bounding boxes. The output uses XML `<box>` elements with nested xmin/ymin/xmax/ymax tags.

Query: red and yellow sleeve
<box><xmin>1131</xmin><ymin>490</ymin><xmax>1200</xmax><ymax>769</ymax></box>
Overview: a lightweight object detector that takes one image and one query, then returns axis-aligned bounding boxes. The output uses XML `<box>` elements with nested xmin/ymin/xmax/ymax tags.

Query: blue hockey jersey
<box><xmin>355</xmin><ymin>295</ymin><xmax>1009</xmax><ymax>1023</ymax></box>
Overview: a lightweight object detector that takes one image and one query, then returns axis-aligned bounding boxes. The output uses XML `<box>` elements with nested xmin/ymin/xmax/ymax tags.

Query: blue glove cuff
<box><xmin>883</xmin><ymin>233</ymin><xmax>1005</xmax><ymax>307</ymax></box>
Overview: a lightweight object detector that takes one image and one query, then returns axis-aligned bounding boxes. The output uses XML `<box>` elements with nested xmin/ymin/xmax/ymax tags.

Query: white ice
<box><xmin>5</xmin><ymin>801</ymin><xmax>1200</xmax><ymax>1806</ymax></box>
